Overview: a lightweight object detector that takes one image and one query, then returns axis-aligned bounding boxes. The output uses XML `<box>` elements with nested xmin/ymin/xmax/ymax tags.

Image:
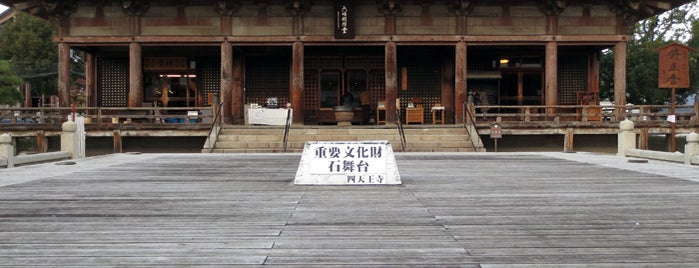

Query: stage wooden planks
<box><xmin>1</xmin><ymin>153</ymin><xmax>698</xmax><ymax>266</ymax></box>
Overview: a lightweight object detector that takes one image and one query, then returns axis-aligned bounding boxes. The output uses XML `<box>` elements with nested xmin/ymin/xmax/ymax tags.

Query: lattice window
<box><xmin>558</xmin><ymin>56</ymin><xmax>588</xmax><ymax>105</ymax></box>
<box><xmin>305</xmin><ymin>56</ymin><xmax>342</xmax><ymax>70</ymax></box>
<box><xmin>304</xmin><ymin>70</ymin><xmax>320</xmax><ymax>118</ymax></box>
<box><xmin>369</xmin><ymin>70</ymin><xmax>385</xmax><ymax>108</ymax></box>
<box><xmin>346</xmin><ymin>56</ymin><xmax>384</xmax><ymax>70</ymax></box>
<box><xmin>245</xmin><ymin>56</ymin><xmax>290</xmax><ymax>105</ymax></box>
<box><xmin>97</xmin><ymin>57</ymin><xmax>128</xmax><ymax>107</ymax></box>
<box><xmin>399</xmin><ymin>59</ymin><xmax>441</xmax><ymax>123</ymax></box>
<box><xmin>197</xmin><ymin>57</ymin><xmax>220</xmax><ymax>105</ymax></box>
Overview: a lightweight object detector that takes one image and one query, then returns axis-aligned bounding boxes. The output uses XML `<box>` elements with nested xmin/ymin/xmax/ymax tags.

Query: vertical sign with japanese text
<box><xmin>335</xmin><ymin>1</ymin><xmax>354</xmax><ymax>39</ymax></box>
<box><xmin>295</xmin><ymin>141</ymin><xmax>401</xmax><ymax>185</ymax></box>
<box><xmin>658</xmin><ymin>43</ymin><xmax>692</xmax><ymax>89</ymax></box>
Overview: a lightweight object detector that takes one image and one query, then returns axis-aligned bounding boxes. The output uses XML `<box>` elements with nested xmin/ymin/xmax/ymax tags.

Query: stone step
<box><xmin>208</xmin><ymin>125</ymin><xmax>480</xmax><ymax>153</ymax></box>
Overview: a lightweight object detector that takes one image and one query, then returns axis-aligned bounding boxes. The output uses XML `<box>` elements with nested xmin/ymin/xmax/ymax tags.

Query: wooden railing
<box><xmin>1</xmin><ymin>106</ymin><xmax>215</xmax><ymax>125</ymax></box>
<box><xmin>202</xmin><ymin>102</ymin><xmax>224</xmax><ymax>153</ymax></box>
<box><xmin>462</xmin><ymin>102</ymin><xmax>483</xmax><ymax>152</ymax></box>
<box><xmin>471</xmin><ymin>104</ymin><xmax>698</xmax><ymax>124</ymax></box>
<box><xmin>3</xmin><ymin>104</ymin><xmax>697</xmax><ymax>126</ymax></box>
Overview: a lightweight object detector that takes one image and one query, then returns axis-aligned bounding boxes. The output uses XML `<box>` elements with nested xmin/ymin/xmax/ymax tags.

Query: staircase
<box><xmin>203</xmin><ymin>125</ymin><xmax>484</xmax><ymax>153</ymax></box>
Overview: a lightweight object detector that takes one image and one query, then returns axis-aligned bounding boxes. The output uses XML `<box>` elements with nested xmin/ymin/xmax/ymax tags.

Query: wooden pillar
<box><xmin>639</xmin><ymin>127</ymin><xmax>649</xmax><ymax>150</ymax></box>
<box><xmin>57</xmin><ymin>42</ymin><xmax>71</xmax><ymax>108</ymax></box>
<box><xmin>545</xmin><ymin>41</ymin><xmax>558</xmax><ymax>113</ymax></box>
<box><xmin>232</xmin><ymin>47</ymin><xmax>244</xmax><ymax>124</ymax></box>
<box><xmin>588</xmin><ymin>52</ymin><xmax>600</xmax><ymax>94</ymax></box>
<box><xmin>85</xmin><ymin>53</ymin><xmax>97</xmax><ymax>107</ymax></box>
<box><xmin>23</xmin><ymin>82</ymin><xmax>31</xmax><ymax>107</ymax></box>
<box><xmin>385</xmin><ymin>41</ymin><xmax>398</xmax><ymax>123</ymax></box>
<box><xmin>564</xmin><ymin>128</ymin><xmax>574</xmax><ymax>152</ymax></box>
<box><xmin>36</xmin><ymin>130</ymin><xmax>47</xmax><ymax>153</ymax></box>
<box><xmin>221</xmin><ymin>41</ymin><xmax>233</xmax><ymax>124</ymax></box>
<box><xmin>113</xmin><ymin>130</ymin><xmax>122</xmax><ymax>153</ymax></box>
<box><xmin>128</xmin><ymin>42</ymin><xmax>143</xmax><ymax>108</ymax></box>
<box><xmin>442</xmin><ymin>53</ymin><xmax>455</xmax><ymax>124</ymax></box>
<box><xmin>614</xmin><ymin>41</ymin><xmax>627</xmax><ymax>116</ymax></box>
<box><xmin>455</xmin><ymin>41</ymin><xmax>467</xmax><ymax>124</ymax></box>
<box><xmin>291</xmin><ymin>42</ymin><xmax>304</xmax><ymax>124</ymax></box>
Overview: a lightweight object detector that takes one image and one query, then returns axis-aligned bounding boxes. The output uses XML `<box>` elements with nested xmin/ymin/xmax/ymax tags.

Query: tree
<box><xmin>0</xmin><ymin>60</ymin><xmax>23</xmax><ymax>106</ymax></box>
<box><xmin>0</xmin><ymin>12</ymin><xmax>57</xmax><ymax>99</ymax></box>
<box><xmin>600</xmin><ymin>1</ymin><xmax>698</xmax><ymax>105</ymax></box>
<box><xmin>688</xmin><ymin>19</ymin><xmax>699</xmax><ymax>97</ymax></box>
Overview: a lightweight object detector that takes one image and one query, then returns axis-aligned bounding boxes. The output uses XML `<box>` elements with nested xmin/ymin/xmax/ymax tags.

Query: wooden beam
<box><xmin>57</xmin><ymin>34</ymin><xmax>632</xmax><ymax>45</ymax></box>
<box><xmin>385</xmin><ymin>14</ymin><xmax>396</xmax><ymax>35</ymax></box>
<box><xmin>645</xmin><ymin>1</ymin><xmax>672</xmax><ymax>10</ymax></box>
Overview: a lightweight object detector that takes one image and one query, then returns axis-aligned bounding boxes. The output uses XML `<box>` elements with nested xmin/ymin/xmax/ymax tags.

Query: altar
<box><xmin>245</xmin><ymin>108</ymin><xmax>292</xmax><ymax>125</ymax></box>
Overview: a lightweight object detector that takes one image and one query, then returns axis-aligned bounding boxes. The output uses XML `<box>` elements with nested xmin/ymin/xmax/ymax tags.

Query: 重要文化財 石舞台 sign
<box><xmin>294</xmin><ymin>141</ymin><xmax>401</xmax><ymax>185</ymax></box>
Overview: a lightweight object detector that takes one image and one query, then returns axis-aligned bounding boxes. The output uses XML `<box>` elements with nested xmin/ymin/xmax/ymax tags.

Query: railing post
<box><xmin>617</xmin><ymin>119</ymin><xmax>636</xmax><ymax>157</ymax></box>
<box><xmin>0</xmin><ymin>133</ymin><xmax>14</xmax><ymax>168</ymax></box>
<box><xmin>61</xmin><ymin>121</ymin><xmax>80</xmax><ymax>159</ymax></box>
<box><xmin>685</xmin><ymin>132</ymin><xmax>699</xmax><ymax>165</ymax></box>
<box><xmin>113</xmin><ymin>130</ymin><xmax>123</xmax><ymax>153</ymax></box>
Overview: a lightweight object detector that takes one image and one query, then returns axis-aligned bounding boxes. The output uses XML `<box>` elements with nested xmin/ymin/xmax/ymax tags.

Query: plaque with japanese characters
<box><xmin>295</xmin><ymin>141</ymin><xmax>401</xmax><ymax>185</ymax></box>
<box><xmin>658</xmin><ymin>43</ymin><xmax>693</xmax><ymax>89</ymax></box>
<box><xmin>335</xmin><ymin>1</ymin><xmax>355</xmax><ymax>39</ymax></box>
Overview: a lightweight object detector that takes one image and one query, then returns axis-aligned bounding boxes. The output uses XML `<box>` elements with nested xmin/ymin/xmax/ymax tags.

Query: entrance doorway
<box><xmin>304</xmin><ymin>50</ymin><xmax>384</xmax><ymax>124</ymax></box>
<box><xmin>320</xmin><ymin>72</ymin><xmax>341</xmax><ymax>108</ymax></box>
<box><xmin>500</xmin><ymin>71</ymin><xmax>543</xmax><ymax>106</ymax></box>
<box><xmin>144</xmin><ymin>73</ymin><xmax>199</xmax><ymax>107</ymax></box>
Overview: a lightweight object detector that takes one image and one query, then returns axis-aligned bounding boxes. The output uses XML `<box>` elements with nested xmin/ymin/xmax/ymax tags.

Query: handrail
<box><xmin>462</xmin><ymin>102</ymin><xmax>482</xmax><ymax>152</ymax></box>
<box><xmin>469</xmin><ymin>103</ymin><xmax>698</xmax><ymax>124</ymax></box>
<box><xmin>203</xmin><ymin>102</ymin><xmax>224</xmax><ymax>153</ymax></box>
<box><xmin>395</xmin><ymin>108</ymin><xmax>406</xmax><ymax>151</ymax></box>
<box><xmin>282</xmin><ymin>108</ymin><xmax>292</xmax><ymax>152</ymax></box>
<box><xmin>1</xmin><ymin>106</ymin><xmax>215</xmax><ymax>124</ymax></box>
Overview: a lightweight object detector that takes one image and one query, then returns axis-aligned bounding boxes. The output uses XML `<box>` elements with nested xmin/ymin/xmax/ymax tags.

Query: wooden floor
<box><xmin>1</xmin><ymin>152</ymin><xmax>699</xmax><ymax>267</ymax></box>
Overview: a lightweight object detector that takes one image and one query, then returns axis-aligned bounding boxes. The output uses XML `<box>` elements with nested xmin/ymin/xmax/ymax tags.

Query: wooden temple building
<box><xmin>1</xmin><ymin>0</ymin><xmax>691</xmax><ymax>123</ymax></box>
<box><xmin>1</xmin><ymin>0</ymin><xmax>696</xmax><ymax>153</ymax></box>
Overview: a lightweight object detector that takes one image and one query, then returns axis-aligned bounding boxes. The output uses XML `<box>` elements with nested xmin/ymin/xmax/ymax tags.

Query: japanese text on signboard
<box><xmin>335</xmin><ymin>1</ymin><xmax>354</xmax><ymax>39</ymax></box>
<box><xmin>658</xmin><ymin>44</ymin><xmax>691</xmax><ymax>88</ymax></box>
<box><xmin>311</xmin><ymin>143</ymin><xmax>386</xmax><ymax>184</ymax></box>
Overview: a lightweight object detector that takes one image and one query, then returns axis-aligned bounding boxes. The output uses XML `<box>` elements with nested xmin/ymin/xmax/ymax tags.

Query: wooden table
<box><xmin>405</xmin><ymin>107</ymin><xmax>424</xmax><ymax>124</ymax></box>
<box><xmin>431</xmin><ymin>106</ymin><xmax>445</xmax><ymax>124</ymax></box>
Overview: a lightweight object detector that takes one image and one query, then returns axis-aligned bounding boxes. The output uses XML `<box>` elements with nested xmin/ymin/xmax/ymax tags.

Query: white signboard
<box><xmin>294</xmin><ymin>141</ymin><xmax>401</xmax><ymax>185</ymax></box>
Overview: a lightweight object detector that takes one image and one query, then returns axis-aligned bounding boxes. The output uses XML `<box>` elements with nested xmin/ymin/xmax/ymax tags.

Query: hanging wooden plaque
<box><xmin>335</xmin><ymin>1</ymin><xmax>355</xmax><ymax>39</ymax></box>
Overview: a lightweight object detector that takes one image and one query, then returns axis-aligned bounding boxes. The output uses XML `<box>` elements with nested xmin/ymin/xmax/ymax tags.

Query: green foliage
<box><xmin>0</xmin><ymin>60</ymin><xmax>23</xmax><ymax>105</ymax></box>
<box><xmin>600</xmin><ymin>1</ymin><xmax>698</xmax><ymax>105</ymax></box>
<box><xmin>689</xmin><ymin>19</ymin><xmax>699</xmax><ymax>98</ymax></box>
<box><xmin>0</xmin><ymin>12</ymin><xmax>57</xmax><ymax>97</ymax></box>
